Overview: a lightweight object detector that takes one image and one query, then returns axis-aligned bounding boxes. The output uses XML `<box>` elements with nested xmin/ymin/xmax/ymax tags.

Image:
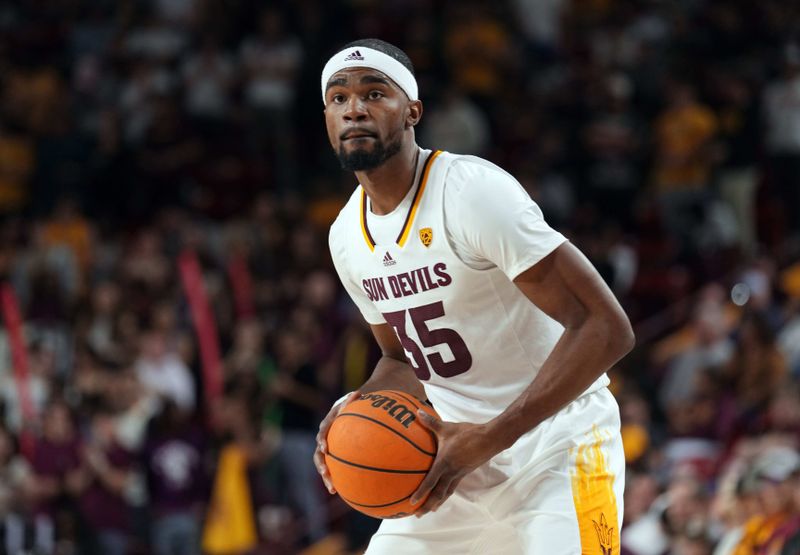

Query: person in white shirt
<box><xmin>134</xmin><ymin>329</ymin><xmax>195</xmax><ymax>413</ymax></box>
<box><xmin>314</xmin><ymin>38</ymin><xmax>634</xmax><ymax>554</ymax></box>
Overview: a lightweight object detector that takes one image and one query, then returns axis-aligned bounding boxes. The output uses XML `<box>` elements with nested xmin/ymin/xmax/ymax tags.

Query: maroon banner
<box><xmin>178</xmin><ymin>251</ymin><xmax>223</xmax><ymax>412</ymax></box>
<box><xmin>227</xmin><ymin>254</ymin><xmax>255</xmax><ymax>320</ymax></box>
<box><xmin>0</xmin><ymin>283</ymin><xmax>36</xmax><ymax>458</ymax></box>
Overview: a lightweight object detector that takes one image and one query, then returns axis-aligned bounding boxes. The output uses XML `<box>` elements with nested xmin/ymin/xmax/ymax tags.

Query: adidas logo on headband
<box><xmin>344</xmin><ymin>50</ymin><xmax>364</xmax><ymax>61</ymax></box>
<box><xmin>321</xmin><ymin>45</ymin><xmax>418</xmax><ymax>103</ymax></box>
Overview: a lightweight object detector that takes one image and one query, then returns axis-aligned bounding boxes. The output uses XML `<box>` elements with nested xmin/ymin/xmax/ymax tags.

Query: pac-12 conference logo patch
<box><xmin>419</xmin><ymin>227</ymin><xmax>433</xmax><ymax>247</ymax></box>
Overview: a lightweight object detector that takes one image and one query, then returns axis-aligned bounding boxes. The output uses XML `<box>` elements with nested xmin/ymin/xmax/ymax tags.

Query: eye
<box><xmin>332</xmin><ymin>93</ymin><xmax>345</xmax><ymax>104</ymax></box>
<box><xmin>368</xmin><ymin>90</ymin><xmax>384</xmax><ymax>100</ymax></box>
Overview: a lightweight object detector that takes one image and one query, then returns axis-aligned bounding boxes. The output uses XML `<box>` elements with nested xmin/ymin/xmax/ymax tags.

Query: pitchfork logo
<box><xmin>344</xmin><ymin>50</ymin><xmax>364</xmax><ymax>61</ymax></box>
<box><xmin>592</xmin><ymin>513</ymin><xmax>614</xmax><ymax>555</ymax></box>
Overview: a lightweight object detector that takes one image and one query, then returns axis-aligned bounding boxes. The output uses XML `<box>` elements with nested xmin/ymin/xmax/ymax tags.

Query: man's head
<box><xmin>321</xmin><ymin>39</ymin><xmax>422</xmax><ymax>171</ymax></box>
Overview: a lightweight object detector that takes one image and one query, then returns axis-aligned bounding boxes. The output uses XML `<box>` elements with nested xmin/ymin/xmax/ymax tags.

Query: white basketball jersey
<box><xmin>329</xmin><ymin>149</ymin><xmax>609</xmax><ymax>424</ymax></box>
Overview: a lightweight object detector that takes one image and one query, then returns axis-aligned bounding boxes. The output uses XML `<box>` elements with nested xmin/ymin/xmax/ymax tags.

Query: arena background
<box><xmin>1</xmin><ymin>1</ymin><xmax>799</xmax><ymax>554</ymax></box>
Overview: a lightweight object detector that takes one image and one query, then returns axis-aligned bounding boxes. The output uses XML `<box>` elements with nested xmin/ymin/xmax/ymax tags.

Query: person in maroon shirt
<box><xmin>142</xmin><ymin>401</ymin><xmax>207</xmax><ymax>555</ymax></box>
<box><xmin>29</xmin><ymin>400</ymin><xmax>83</xmax><ymax>554</ymax></box>
<box><xmin>72</xmin><ymin>404</ymin><xmax>137</xmax><ymax>555</ymax></box>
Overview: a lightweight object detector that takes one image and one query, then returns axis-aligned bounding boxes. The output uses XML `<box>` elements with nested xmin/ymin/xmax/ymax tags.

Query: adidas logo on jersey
<box><xmin>344</xmin><ymin>50</ymin><xmax>364</xmax><ymax>61</ymax></box>
<box><xmin>382</xmin><ymin>252</ymin><xmax>397</xmax><ymax>266</ymax></box>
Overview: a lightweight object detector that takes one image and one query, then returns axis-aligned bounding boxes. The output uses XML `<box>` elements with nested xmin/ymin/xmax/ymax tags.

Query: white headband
<box><xmin>321</xmin><ymin>46</ymin><xmax>418</xmax><ymax>104</ymax></box>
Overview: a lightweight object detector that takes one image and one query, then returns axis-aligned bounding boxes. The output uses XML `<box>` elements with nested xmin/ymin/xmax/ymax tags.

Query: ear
<box><xmin>405</xmin><ymin>100</ymin><xmax>423</xmax><ymax>129</ymax></box>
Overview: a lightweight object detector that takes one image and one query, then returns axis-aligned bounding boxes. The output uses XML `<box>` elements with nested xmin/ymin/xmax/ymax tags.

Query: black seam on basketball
<box><xmin>387</xmin><ymin>391</ymin><xmax>421</xmax><ymax>410</ymax></box>
<box><xmin>340</xmin><ymin>492</ymin><xmax>413</xmax><ymax>508</ymax></box>
<box><xmin>336</xmin><ymin>413</ymin><xmax>436</xmax><ymax>456</ymax></box>
<box><xmin>326</xmin><ymin>450</ymin><xmax>429</xmax><ymax>474</ymax></box>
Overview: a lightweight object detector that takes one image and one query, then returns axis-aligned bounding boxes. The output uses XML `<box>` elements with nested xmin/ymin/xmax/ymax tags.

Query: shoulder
<box><xmin>442</xmin><ymin>153</ymin><xmax>530</xmax><ymax>204</ymax></box>
<box><xmin>328</xmin><ymin>186</ymin><xmax>362</xmax><ymax>258</ymax></box>
<box><xmin>445</xmin><ymin>153</ymin><xmax>516</xmax><ymax>181</ymax></box>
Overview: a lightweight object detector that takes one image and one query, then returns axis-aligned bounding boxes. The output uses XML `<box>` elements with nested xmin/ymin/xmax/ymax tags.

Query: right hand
<box><xmin>314</xmin><ymin>391</ymin><xmax>360</xmax><ymax>494</ymax></box>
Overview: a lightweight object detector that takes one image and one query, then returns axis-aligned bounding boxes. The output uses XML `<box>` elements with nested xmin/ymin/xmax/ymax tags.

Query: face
<box><xmin>44</xmin><ymin>403</ymin><xmax>74</xmax><ymax>442</ymax></box>
<box><xmin>324</xmin><ymin>67</ymin><xmax>421</xmax><ymax>171</ymax></box>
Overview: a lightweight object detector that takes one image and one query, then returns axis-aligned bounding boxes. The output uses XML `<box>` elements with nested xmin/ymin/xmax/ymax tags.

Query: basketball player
<box><xmin>314</xmin><ymin>38</ymin><xmax>634</xmax><ymax>554</ymax></box>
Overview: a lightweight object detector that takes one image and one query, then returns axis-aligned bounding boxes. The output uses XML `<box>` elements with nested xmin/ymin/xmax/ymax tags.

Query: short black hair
<box><xmin>340</xmin><ymin>38</ymin><xmax>415</xmax><ymax>76</ymax></box>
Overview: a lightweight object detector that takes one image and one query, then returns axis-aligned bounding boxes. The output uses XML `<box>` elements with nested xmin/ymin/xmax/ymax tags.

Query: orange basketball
<box><xmin>324</xmin><ymin>390</ymin><xmax>438</xmax><ymax>518</ymax></box>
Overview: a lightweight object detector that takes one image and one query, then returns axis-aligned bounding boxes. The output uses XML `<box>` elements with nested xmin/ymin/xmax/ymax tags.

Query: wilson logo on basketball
<box><xmin>325</xmin><ymin>389</ymin><xmax>438</xmax><ymax>518</ymax></box>
<box><xmin>360</xmin><ymin>393</ymin><xmax>416</xmax><ymax>428</ymax></box>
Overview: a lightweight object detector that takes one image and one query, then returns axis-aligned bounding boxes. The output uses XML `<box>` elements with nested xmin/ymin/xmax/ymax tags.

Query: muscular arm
<box><xmin>485</xmin><ymin>241</ymin><xmax>635</xmax><ymax>450</ymax></box>
<box><xmin>410</xmin><ymin>241</ymin><xmax>634</xmax><ymax>513</ymax></box>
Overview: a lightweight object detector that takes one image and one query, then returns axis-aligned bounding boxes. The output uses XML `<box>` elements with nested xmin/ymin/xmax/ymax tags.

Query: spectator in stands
<box><xmin>776</xmin><ymin>464</ymin><xmax>800</xmax><ymax>554</ymax></box>
<box><xmin>443</xmin><ymin>3</ymin><xmax>514</xmax><ymax>102</ymax></box>
<box><xmin>0</xmin><ymin>340</ymin><xmax>53</xmax><ymax>434</ymax></box>
<box><xmin>763</xmin><ymin>43</ymin><xmax>800</xmax><ymax>238</ymax></box>
<box><xmin>181</xmin><ymin>35</ymin><xmax>236</xmax><ymax>129</ymax></box>
<box><xmin>721</xmin><ymin>311</ymin><xmax>788</xmax><ymax>431</ymax></box>
<box><xmin>74</xmin><ymin>404</ymin><xmax>140</xmax><ymax>555</ymax></box>
<box><xmin>239</xmin><ymin>6</ymin><xmax>303</xmax><ymax>191</ymax></box>
<box><xmin>202</xmin><ymin>377</ymin><xmax>273</xmax><ymax>554</ymax></box>
<box><xmin>135</xmin><ymin>328</ymin><xmax>196</xmax><ymax>413</ymax></box>
<box><xmin>652</xmin><ymin>80</ymin><xmax>718</xmax><ymax>251</ymax></box>
<box><xmin>731</xmin><ymin>445</ymin><xmax>799</xmax><ymax>553</ymax></box>
<box><xmin>712</xmin><ymin>71</ymin><xmax>760</xmax><ymax>256</ymax></box>
<box><xmin>420</xmin><ymin>85</ymin><xmax>491</xmax><ymax>156</ymax></box>
<box><xmin>29</xmin><ymin>400</ymin><xmax>83</xmax><ymax>554</ymax></box>
<box><xmin>0</xmin><ymin>118</ymin><xmax>34</xmax><ymax>215</ymax></box>
<box><xmin>580</xmin><ymin>72</ymin><xmax>643</xmax><ymax>230</ymax></box>
<box><xmin>143</xmin><ymin>401</ymin><xmax>206</xmax><ymax>555</ymax></box>
<box><xmin>0</xmin><ymin>424</ymin><xmax>31</xmax><ymax>554</ymax></box>
<box><xmin>659</xmin><ymin>292</ymin><xmax>734</xmax><ymax>415</ymax></box>
<box><xmin>270</xmin><ymin>327</ymin><xmax>329</xmax><ymax>544</ymax></box>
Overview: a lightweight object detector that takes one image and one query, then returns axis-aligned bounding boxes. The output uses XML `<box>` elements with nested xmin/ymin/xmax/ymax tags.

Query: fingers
<box><xmin>315</xmin><ymin>428</ymin><xmax>328</xmax><ymax>454</ymax></box>
<box><xmin>344</xmin><ymin>390</ymin><xmax>360</xmax><ymax>404</ymax></box>
<box><xmin>414</xmin><ymin>476</ymin><xmax>453</xmax><ymax>517</ymax></box>
<box><xmin>315</xmin><ymin>391</ymin><xmax>361</xmax><ymax>493</ymax></box>
<box><xmin>316</xmin><ymin>391</ymin><xmax>359</xmax><ymax>453</ymax></box>
<box><xmin>439</xmin><ymin>478</ymin><xmax>461</xmax><ymax>510</ymax></box>
<box><xmin>313</xmin><ymin>447</ymin><xmax>336</xmax><ymax>494</ymax></box>
<box><xmin>415</xmin><ymin>409</ymin><xmax>442</xmax><ymax>432</ymax></box>
<box><xmin>410</xmin><ymin>456</ymin><xmax>444</xmax><ymax>506</ymax></box>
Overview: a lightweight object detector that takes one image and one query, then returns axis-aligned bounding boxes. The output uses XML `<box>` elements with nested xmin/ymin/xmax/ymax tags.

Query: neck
<box><xmin>356</xmin><ymin>141</ymin><xmax>420</xmax><ymax>215</ymax></box>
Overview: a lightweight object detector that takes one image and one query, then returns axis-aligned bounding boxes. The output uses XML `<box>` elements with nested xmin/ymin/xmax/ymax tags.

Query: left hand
<box><xmin>409</xmin><ymin>410</ymin><xmax>498</xmax><ymax>517</ymax></box>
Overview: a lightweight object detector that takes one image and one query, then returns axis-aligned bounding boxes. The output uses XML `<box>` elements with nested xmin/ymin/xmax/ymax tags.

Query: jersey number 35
<box><xmin>383</xmin><ymin>300</ymin><xmax>473</xmax><ymax>380</ymax></box>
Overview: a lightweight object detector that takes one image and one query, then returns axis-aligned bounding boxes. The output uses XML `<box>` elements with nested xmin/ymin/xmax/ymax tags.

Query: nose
<box><xmin>343</xmin><ymin>95</ymin><xmax>368</xmax><ymax>122</ymax></box>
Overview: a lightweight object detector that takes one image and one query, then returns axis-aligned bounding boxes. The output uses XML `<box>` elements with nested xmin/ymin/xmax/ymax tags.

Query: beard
<box><xmin>337</xmin><ymin>136</ymin><xmax>402</xmax><ymax>171</ymax></box>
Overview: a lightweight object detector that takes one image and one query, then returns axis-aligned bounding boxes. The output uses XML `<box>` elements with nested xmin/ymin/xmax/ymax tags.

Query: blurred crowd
<box><xmin>0</xmin><ymin>0</ymin><xmax>800</xmax><ymax>554</ymax></box>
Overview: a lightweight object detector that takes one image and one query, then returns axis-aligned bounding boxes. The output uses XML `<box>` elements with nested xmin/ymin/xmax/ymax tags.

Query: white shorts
<box><xmin>365</xmin><ymin>387</ymin><xmax>625</xmax><ymax>555</ymax></box>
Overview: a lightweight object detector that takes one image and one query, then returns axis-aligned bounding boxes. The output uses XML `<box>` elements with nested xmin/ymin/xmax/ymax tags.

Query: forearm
<box><xmin>485</xmin><ymin>318</ymin><xmax>633</xmax><ymax>452</ymax></box>
<box><xmin>30</xmin><ymin>476</ymin><xmax>61</xmax><ymax>498</ymax></box>
<box><xmin>357</xmin><ymin>356</ymin><xmax>427</xmax><ymax>401</ymax></box>
<box><xmin>94</xmin><ymin>464</ymin><xmax>130</xmax><ymax>494</ymax></box>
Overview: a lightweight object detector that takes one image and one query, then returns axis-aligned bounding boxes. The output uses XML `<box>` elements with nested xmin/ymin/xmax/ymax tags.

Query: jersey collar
<box><xmin>359</xmin><ymin>150</ymin><xmax>442</xmax><ymax>252</ymax></box>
